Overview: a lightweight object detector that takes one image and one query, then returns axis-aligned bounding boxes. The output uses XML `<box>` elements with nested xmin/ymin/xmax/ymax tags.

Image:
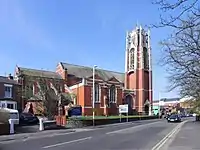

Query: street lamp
<box><xmin>158</xmin><ymin>92</ymin><xmax>161</xmax><ymax>119</ymax></box>
<box><xmin>93</xmin><ymin>65</ymin><xmax>97</xmax><ymax>126</ymax></box>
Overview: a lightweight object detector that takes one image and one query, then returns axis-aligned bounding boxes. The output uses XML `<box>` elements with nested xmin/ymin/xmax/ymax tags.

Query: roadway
<box><xmin>0</xmin><ymin>119</ymin><xmax>184</xmax><ymax>150</ymax></box>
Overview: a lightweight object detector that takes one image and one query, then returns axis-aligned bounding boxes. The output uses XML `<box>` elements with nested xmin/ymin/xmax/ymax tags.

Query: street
<box><xmin>0</xmin><ymin>119</ymin><xmax>184</xmax><ymax>150</ymax></box>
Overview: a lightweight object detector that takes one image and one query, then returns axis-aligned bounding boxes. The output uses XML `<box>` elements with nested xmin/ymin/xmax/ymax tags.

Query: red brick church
<box><xmin>15</xmin><ymin>26</ymin><xmax>153</xmax><ymax>116</ymax></box>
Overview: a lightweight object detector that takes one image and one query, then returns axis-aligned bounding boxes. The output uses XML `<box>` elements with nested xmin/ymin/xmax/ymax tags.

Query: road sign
<box><xmin>119</xmin><ymin>104</ymin><xmax>128</xmax><ymax>113</ymax></box>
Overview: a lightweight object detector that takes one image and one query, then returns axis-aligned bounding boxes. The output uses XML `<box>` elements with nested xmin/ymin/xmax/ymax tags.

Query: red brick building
<box><xmin>14</xmin><ymin>66</ymin><xmax>68</xmax><ymax>115</ymax></box>
<box><xmin>14</xmin><ymin>26</ymin><xmax>153</xmax><ymax>116</ymax></box>
<box><xmin>56</xmin><ymin>26</ymin><xmax>153</xmax><ymax>115</ymax></box>
<box><xmin>0</xmin><ymin>74</ymin><xmax>22</xmax><ymax>112</ymax></box>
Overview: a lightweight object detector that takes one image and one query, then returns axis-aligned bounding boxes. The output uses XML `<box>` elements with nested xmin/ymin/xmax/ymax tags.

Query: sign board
<box><xmin>119</xmin><ymin>104</ymin><xmax>128</xmax><ymax>113</ymax></box>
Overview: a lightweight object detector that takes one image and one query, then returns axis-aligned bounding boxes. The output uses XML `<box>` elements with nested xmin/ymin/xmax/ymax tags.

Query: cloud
<box><xmin>0</xmin><ymin>1</ymin><xmax>54</xmax><ymax>51</ymax></box>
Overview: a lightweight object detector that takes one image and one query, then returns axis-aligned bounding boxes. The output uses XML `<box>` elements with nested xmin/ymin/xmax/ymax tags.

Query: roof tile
<box><xmin>60</xmin><ymin>62</ymin><xmax>124</xmax><ymax>83</ymax></box>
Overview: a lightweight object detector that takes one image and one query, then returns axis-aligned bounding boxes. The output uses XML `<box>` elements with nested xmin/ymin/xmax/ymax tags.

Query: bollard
<box><xmin>39</xmin><ymin>118</ymin><xmax>44</xmax><ymax>131</ymax></box>
<box><xmin>8</xmin><ymin>119</ymin><xmax>15</xmax><ymax>134</ymax></box>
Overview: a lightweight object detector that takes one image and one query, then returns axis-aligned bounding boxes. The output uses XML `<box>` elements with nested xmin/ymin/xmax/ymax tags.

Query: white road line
<box><xmin>151</xmin><ymin>120</ymin><xmax>187</xmax><ymax>150</ymax></box>
<box><xmin>42</xmin><ymin>136</ymin><xmax>92</xmax><ymax>149</ymax></box>
<box><xmin>106</xmin><ymin>121</ymin><xmax>159</xmax><ymax>135</ymax></box>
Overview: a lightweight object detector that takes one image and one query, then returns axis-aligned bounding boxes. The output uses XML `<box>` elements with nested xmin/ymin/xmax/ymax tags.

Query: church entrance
<box><xmin>144</xmin><ymin>99</ymin><xmax>150</xmax><ymax>115</ymax></box>
<box><xmin>144</xmin><ymin>105</ymin><xmax>149</xmax><ymax>115</ymax></box>
<box><xmin>124</xmin><ymin>94</ymin><xmax>134</xmax><ymax>115</ymax></box>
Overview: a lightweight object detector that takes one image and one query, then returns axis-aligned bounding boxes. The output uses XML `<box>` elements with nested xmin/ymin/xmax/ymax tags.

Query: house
<box><xmin>0</xmin><ymin>74</ymin><xmax>22</xmax><ymax>112</ymax></box>
<box><xmin>14</xmin><ymin>67</ymin><xmax>71</xmax><ymax>115</ymax></box>
<box><xmin>153</xmin><ymin>98</ymin><xmax>180</xmax><ymax>115</ymax></box>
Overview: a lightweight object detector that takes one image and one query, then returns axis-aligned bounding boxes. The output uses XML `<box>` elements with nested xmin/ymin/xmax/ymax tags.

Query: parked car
<box><xmin>19</xmin><ymin>113</ymin><xmax>39</xmax><ymax>125</ymax></box>
<box><xmin>167</xmin><ymin>114</ymin><xmax>182</xmax><ymax>123</ymax></box>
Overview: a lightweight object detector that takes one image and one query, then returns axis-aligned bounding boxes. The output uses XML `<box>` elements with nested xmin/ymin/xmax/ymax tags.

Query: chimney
<box><xmin>8</xmin><ymin>73</ymin><xmax>13</xmax><ymax>80</ymax></box>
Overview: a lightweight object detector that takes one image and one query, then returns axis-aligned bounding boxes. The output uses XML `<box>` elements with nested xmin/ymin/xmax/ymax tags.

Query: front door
<box><xmin>124</xmin><ymin>95</ymin><xmax>133</xmax><ymax>115</ymax></box>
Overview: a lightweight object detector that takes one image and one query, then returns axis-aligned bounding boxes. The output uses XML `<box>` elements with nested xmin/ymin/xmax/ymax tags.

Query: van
<box><xmin>2</xmin><ymin>108</ymin><xmax>19</xmax><ymax>125</ymax></box>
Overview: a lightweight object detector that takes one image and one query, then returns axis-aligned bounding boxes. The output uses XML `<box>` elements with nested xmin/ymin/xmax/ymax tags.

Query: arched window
<box><xmin>95</xmin><ymin>83</ymin><xmax>100</xmax><ymax>103</ymax></box>
<box><xmin>109</xmin><ymin>85</ymin><xmax>116</xmax><ymax>103</ymax></box>
<box><xmin>143</xmin><ymin>47</ymin><xmax>149</xmax><ymax>69</ymax></box>
<box><xmin>129</xmin><ymin>48</ymin><xmax>135</xmax><ymax>70</ymax></box>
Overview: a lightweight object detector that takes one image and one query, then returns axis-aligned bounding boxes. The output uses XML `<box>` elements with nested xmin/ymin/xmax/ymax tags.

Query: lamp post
<box><xmin>93</xmin><ymin>65</ymin><xmax>97</xmax><ymax>126</ymax></box>
<box><xmin>158</xmin><ymin>92</ymin><xmax>161</xmax><ymax>119</ymax></box>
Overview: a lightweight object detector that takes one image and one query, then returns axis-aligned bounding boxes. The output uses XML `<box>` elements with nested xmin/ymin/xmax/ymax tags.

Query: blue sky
<box><xmin>0</xmin><ymin>0</ymin><xmax>179</xmax><ymax>100</ymax></box>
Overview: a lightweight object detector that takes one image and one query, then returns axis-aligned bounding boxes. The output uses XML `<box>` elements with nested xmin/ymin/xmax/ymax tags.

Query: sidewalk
<box><xmin>167</xmin><ymin>119</ymin><xmax>200</xmax><ymax>150</ymax></box>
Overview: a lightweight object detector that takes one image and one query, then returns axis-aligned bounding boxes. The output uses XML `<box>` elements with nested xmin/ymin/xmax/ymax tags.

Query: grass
<box><xmin>69</xmin><ymin>115</ymin><xmax>151</xmax><ymax>120</ymax></box>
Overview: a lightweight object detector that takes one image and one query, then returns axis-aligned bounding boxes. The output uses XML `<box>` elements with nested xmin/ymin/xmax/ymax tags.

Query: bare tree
<box><xmin>152</xmin><ymin>0</ymin><xmax>200</xmax><ymax>99</ymax></box>
<box><xmin>152</xmin><ymin>0</ymin><xmax>200</xmax><ymax>32</ymax></box>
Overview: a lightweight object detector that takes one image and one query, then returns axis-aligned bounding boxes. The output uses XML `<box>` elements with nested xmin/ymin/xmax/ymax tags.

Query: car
<box><xmin>19</xmin><ymin>113</ymin><xmax>39</xmax><ymax>125</ymax></box>
<box><xmin>167</xmin><ymin>114</ymin><xmax>182</xmax><ymax>122</ymax></box>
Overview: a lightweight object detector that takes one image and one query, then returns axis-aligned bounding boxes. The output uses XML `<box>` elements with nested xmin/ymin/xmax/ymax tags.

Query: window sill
<box><xmin>4</xmin><ymin>96</ymin><xmax>13</xmax><ymax>99</ymax></box>
<box><xmin>109</xmin><ymin>102</ymin><xmax>116</xmax><ymax>104</ymax></box>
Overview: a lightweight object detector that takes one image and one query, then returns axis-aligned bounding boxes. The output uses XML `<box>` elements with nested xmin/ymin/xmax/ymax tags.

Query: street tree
<box><xmin>152</xmin><ymin>0</ymin><xmax>200</xmax><ymax>99</ymax></box>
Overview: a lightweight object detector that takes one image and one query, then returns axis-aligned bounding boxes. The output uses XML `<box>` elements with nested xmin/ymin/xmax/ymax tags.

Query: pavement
<box><xmin>164</xmin><ymin>117</ymin><xmax>200</xmax><ymax>150</ymax></box>
<box><xmin>0</xmin><ymin>119</ymin><xmax>184</xmax><ymax>150</ymax></box>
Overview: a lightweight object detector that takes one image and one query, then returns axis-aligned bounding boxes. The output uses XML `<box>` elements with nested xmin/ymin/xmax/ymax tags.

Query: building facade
<box><xmin>14</xmin><ymin>66</ymin><xmax>69</xmax><ymax>115</ymax></box>
<box><xmin>56</xmin><ymin>26</ymin><xmax>153</xmax><ymax>115</ymax></box>
<box><xmin>13</xmin><ymin>26</ymin><xmax>153</xmax><ymax>116</ymax></box>
<box><xmin>153</xmin><ymin>98</ymin><xmax>180</xmax><ymax>115</ymax></box>
<box><xmin>0</xmin><ymin>74</ymin><xmax>22</xmax><ymax>112</ymax></box>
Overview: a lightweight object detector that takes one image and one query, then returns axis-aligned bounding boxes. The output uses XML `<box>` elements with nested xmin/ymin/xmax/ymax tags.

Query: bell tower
<box><xmin>124</xmin><ymin>26</ymin><xmax>153</xmax><ymax>114</ymax></box>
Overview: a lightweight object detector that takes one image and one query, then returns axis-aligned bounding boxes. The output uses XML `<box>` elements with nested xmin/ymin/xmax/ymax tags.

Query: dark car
<box><xmin>19</xmin><ymin>113</ymin><xmax>39</xmax><ymax>125</ymax></box>
<box><xmin>167</xmin><ymin>114</ymin><xmax>182</xmax><ymax>122</ymax></box>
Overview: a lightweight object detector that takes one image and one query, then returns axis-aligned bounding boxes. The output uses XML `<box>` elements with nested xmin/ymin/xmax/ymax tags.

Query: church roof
<box><xmin>60</xmin><ymin>62</ymin><xmax>124</xmax><ymax>83</ymax></box>
<box><xmin>17</xmin><ymin>67</ymin><xmax>62</xmax><ymax>79</ymax></box>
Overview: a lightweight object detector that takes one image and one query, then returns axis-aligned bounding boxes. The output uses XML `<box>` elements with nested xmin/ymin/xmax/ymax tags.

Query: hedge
<box><xmin>0</xmin><ymin>109</ymin><xmax>9</xmax><ymax>124</ymax></box>
<box><xmin>66</xmin><ymin>115</ymin><xmax>158</xmax><ymax>128</ymax></box>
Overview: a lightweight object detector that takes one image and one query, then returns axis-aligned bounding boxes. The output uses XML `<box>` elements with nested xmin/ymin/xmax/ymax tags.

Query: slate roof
<box><xmin>60</xmin><ymin>62</ymin><xmax>125</xmax><ymax>83</ymax></box>
<box><xmin>18</xmin><ymin>67</ymin><xmax>62</xmax><ymax>79</ymax></box>
<box><xmin>160</xmin><ymin>98</ymin><xmax>180</xmax><ymax>102</ymax></box>
<box><xmin>0</xmin><ymin>76</ymin><xmax>19</xmax><ymax>85</ymax></box>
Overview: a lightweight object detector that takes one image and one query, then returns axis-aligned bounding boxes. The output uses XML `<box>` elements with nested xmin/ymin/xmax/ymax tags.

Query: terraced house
<box><xmin>0</xmin><ymin>74</ymin><xmax>22</xmax><ymax>112</ymax></box>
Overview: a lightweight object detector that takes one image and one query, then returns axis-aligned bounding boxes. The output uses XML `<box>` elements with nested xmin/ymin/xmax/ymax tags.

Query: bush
<box><xmin>0</xmin><ymin>109</ymin><xmax>9</xmax><ymax>124</ymax></box>
<box><xmin>0</xmin><ymin>123</ymin><xmax>9</xmax><ymax>135</ymax></box>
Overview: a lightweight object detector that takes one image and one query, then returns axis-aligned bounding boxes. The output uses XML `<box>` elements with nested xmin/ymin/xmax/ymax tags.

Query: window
<box><xmin>129</xmin><ymin>48</ymin><xmax>135</xmax><ymax>70</ymax></box>
<box><xmin>4</xmin><ymin>85</ymin><xmax>12</xmax><ymax>98</ymax></box>
<box><xmin>7</xmin><ymin>103</ymin><xmax>14</xmax><ymax>109</ymax></box>
<box><xmin>109</xmin><ymin>85</ymin><xmax>116</xmax><ymax>103</ymax></box>
<box><xmin>95</xmin><ymin>83</ymin><xmax>100</xmax><ymax>103</ymax></box>
<box><xmin>143</xmin><ymin>47</ymin><xmax>149</xmax><ymax>69</ymax></box>
<box><xmin>91</xmin><ymin>84</ymin><xmax>101</xmax><ymax>103</ymax></box>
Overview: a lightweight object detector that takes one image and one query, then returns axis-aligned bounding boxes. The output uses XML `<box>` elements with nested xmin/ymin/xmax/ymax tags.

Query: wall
<box><xmin>0</xmin><ymin>82</ymin><xmax>22</xmax><ymax>111</ymax></box>
<box><xmin>73</xmin><ymin>83</ymin><xmax>123</xmax><ymax>116</ymax></box>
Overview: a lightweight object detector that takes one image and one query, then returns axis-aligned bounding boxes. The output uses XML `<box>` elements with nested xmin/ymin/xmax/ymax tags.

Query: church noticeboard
<box><xmin>119</xmin><ymin>104</ymin><xmax>128</xmax><ymax>113</ymax></box>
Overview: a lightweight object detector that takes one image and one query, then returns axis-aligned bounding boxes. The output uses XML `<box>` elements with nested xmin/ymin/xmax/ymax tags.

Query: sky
<box><xmin>0</xmin><ymin>0</ymin><xmax>179</xmax><ymax>100</ymax></box>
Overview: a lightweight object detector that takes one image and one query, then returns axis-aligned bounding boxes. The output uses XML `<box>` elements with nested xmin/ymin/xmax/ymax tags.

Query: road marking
<box><xmin>42</xmin><ymin>136</ymin><xmax>92</xmax><ymax>149</ymax></box>
<box><xmin>151</xmin><ymin>120</ymin><xmax>187</xmax><ymax>150</ymax></box>
<box><xmin>106</xmin><ymin>121</ymin><xmax>159</xmax><ymax>135</ymax></box>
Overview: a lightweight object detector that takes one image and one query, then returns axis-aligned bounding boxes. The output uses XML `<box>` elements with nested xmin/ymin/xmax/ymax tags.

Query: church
<box><xmin>15</xmin><ymin>26</ymin><xmax>153</xmax><ymax>116</ymax></box>
<box><xmin>56</xmin><ymin>26</ymin><xmax>153</xmax><ymax>116</ymax></box>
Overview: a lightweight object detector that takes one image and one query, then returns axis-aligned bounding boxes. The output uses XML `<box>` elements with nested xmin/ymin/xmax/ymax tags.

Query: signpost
<box><xmin>119</xmin><ymin>104</ymin><xmax>129</xmax><ymax>122</ymax></box>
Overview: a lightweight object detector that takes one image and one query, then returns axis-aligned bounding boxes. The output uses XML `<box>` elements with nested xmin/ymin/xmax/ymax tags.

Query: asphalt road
<box><xmin>0</xmin><ymin>119</ymin><xmax>181</xmax><ymax>150</ymax></box>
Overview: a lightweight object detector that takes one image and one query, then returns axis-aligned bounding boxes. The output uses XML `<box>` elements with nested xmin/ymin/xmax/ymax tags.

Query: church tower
<box><xmin>124</xmin><ymin>26</ymin><xmax>153</xmax><ymax>114</ymax></box>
